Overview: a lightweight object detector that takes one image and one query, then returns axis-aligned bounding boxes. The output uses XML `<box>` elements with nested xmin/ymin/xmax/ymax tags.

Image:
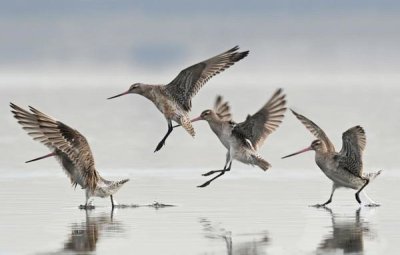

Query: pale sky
<box><xmin>1</xmin><ymin>0</ymin><xmax>399</xmax><ymax>83</ymax></box>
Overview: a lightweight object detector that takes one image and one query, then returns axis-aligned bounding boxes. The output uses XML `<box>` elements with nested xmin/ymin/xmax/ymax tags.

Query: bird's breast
<box><xmin>315</xmin><ymin>155</ymin><xmax>364</xmax><ymax>189</ymax></box>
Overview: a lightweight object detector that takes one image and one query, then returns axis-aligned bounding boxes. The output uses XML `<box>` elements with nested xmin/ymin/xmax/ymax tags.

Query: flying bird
<box><xmin>191</xmin><ymin>89</ymin><xmax>286</xmax><ymax>187</ymax></box>
<box><xmin>282</xmin><ymin>109</ymin><xmax>382</xmax><ymax>207</ymax></box>
<box><xmin>107</xmin><ymin>46</ymin><xmax>249</xmax><ymax>152</ymax></box>
<box><xmin>10</xmin><ymin>103</ymin><xmax>129</xmax><ymax>209</ymax></box>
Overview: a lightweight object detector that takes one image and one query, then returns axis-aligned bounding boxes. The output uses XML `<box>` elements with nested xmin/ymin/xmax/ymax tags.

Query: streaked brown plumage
<box><xmin>282</xmin><ymin>109</ymin><xmax>382</xmax><ymax>206</ymax></box>
<box><xmin>107</xmin><ymin>46</ymin><xmax>249</xmax><ymax>152</ymax></box>
<box><xmin>10</xmin><ymin>103</ymin><xmax>129</xmax><ymax>208</ymax></box>
<box><xmin>191</xmin><ymin>88</ymin><xmax>287</xmax><ymax>187</ymax></box>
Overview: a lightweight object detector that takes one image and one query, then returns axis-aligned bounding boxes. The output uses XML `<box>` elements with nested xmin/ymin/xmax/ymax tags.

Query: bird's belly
<box><xmin>93</xmin><ymin>186</ymin><xmax>111</xmax><ymax>198</ymax></box>
<box><xmin>231</xmin><ymin>142</ymin><xmax>253</xmax><ymax>165</ymax></box>
<box><xmin>155</xmin><ymin>101</ymin><xmax>182</xmax><ymax>122</ymax></box>
<box><xmin>321</xmin><ymin>167</ymin><xmax>365</xmax><ymax>189</ymax></box>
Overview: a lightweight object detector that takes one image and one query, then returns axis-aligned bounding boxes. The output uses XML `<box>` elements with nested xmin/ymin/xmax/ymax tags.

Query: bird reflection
<box><xmin>199</xmin><ymin>218</ymin><xmax>269</xmax><ymax>255</ymax></box>
<box><xmin>316</xmin><ymin>207</ymin><xmax>376</xmax><ymax>255</ymax></box>
<box><xmin>47</xmin><ymin>209</ymin><xmax>124</xmax><ymax>254</ymax></box>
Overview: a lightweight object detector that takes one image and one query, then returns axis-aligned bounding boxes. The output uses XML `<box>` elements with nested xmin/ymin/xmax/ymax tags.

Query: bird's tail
<box><xmin>252</xmin><ymin>155</ymin><xmax>271</xmax><ymax>171</ymax></box>
<box><xmin>117</xmin><ymin>178</ymin><xmax>130</xmax><ymax>186</ymax></box>
<box><xmin>180</xmin><ymin>116</ymin><xmax>195</xmax><ymax>137</ymax></box>
<box><xmin>364</xmin><ymin>170</ymin><xmax>382</xmax><ymax>182</ymax></box>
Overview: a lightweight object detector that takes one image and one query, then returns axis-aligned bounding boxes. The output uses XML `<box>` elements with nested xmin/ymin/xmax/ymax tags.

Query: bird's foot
<box><xmin>154</xmin><ymin>140</ymin><xmax>166</xmax><ymax>152</ymax></box>
<box><xmin>309</xmin><ymin>204</ymin><xmax>328</xmax><ymax>208</ymax></box>
<box><xmin>364</xmin><ymin>203</ymin><xmax>381</xmax><ymax>207</ymax></box>
<box><xmin>202</xmin><ymin>170</ymin><xmax>224</xmax><ymax>176</ymax></box>
<box><xmin>197</xmin><ymin>181</ymin><xmax>212</xmax><ymax>188</ymax></box>
<box><xmin>79</xmin><ymin>204</ymin><xmax>95</xmax><ymax>210</ymax></box>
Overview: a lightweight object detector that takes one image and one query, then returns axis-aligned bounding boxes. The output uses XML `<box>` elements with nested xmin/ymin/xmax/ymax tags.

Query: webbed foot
<box><xmin>364</xmin><ymin>203</ymin><xmax>381</xmax><ymax>207</ymax></box>
<box><xmin>79</xmin><ymin>204</ymin><xmax>95</xmax><ymax>210</ymax></box>
<box><xmin>202</xmin><ymin>170</ymin><xmax>224</xmax><ymax>176</ymax></box>
<box><xmin>154</xmin><ymin>140</ymin><xmax>166</xmax><ymax>152</ymax></box>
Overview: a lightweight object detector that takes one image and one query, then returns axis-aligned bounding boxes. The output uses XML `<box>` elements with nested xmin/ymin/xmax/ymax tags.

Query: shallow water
<box><xmin>1</xmin><ymin>84</ymin><xmax>400</xmax><ymax>254</ymax></box>
<box><xmin>0</xmin><ymin>168</ymin><xmax>398</xmax><ymax>255</ymax></box>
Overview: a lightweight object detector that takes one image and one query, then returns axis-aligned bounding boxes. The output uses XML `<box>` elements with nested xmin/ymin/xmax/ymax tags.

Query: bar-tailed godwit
<box><xmin>10</xmin><ymin>103</ymin><xmax>129</xmax><ymax>209</ymax></box>
<box><xmin>107</xmin><ymin>46</ymin><xmax>249</xmax><ymax>152</ymax></box>
<box><xmin>191</xmin><ymin>89</ymin><xmax>286</xmax><ymax>187</ymax></box>
<box><xmin>282</xmin><ymin>109</ymin><xmax>382</xmax><ymax>207</ymax></box>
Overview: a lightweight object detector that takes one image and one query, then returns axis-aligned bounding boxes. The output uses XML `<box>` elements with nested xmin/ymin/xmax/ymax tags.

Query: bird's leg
<box><xmin>311</xmin><ymin>184</ymin><xmax>336</xmax><ymax>208</ymax></box>
<box><xmin>110</xmin><ymin>195</ymin><xmax>115</xmax><ymax>209</ymax></box>
<box><xmin>356</xmin><ymin>179</ymin><xmax>380</xmax><ymax>207</ymax></box>
<box><xmin>355</xmin><ymin>179</ymin><xmax>369</xmax><ymax>205</ymax></box>
<box><xmin>202</xmin><ymin>151</ymin><xmax>231</xmax><ymax>176</ymax></box>
<box><xmin>154</xmin><ymin>120</ymin><xmax>173</xmax><ymax>152</ymax></box>
<box><xmin>362</xmin><ymin>190</ymin><xmax>380</xmax><ymax>207</ymax></box>
<box><xmin>80</xmin><ymin>190</ymin><xmax>95</xmax><ymax>210</ymax></box>
<box><xmin>198</xmin><ymin>162</ymin><xmax>232</xmax><ymax>188</ymax></box>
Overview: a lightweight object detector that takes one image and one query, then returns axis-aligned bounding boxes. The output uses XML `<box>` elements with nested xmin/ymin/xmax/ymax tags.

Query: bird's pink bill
<box><xmin>190</xmin><ymin>116</ymin><xmax>203</xmax><ymax>122</ymax></box>
<box><xmin>25</xmin><ymin>152</ymin><xmax>56</xmax><ymax>163</ymax></box>
<box><xmin>282</xmin><ymin>146</ymin><xmax>312</xmax><ymax>159</ymax></box>
<box><xmin>107</xmin><ymin>90</ymin><xmax>129</xmax><ymax>99</ymax></box>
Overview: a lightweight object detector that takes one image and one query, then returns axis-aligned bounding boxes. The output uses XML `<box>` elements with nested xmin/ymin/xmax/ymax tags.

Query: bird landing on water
<box><xmin>10</xmin><ymin>103</ymin><xmax>130</xmax><ymax>209</ymax></box>
<box><xmin>107</xmin><ymin>46</ymin><xmax>249</xmax><ymax>152</ymax></box>
<box><xmin>191</xmin><ymin>88</ymin><xmax>287</xmax><ymax>187</ymax></box>
<box><xmin>282</xmin><ymin>109</ymin><xmax>382</xmax><ymax>207</ymax></box>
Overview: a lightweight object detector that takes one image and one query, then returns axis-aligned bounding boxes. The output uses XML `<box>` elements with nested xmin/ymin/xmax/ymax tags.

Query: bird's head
<box><xmin>190</xmin><ymin>109</ymin><xmax>218</xmax><ymax>123</ymax></box>
<box><xmin>107</xmin><ymin>83</ymin><xmax>143</xmax><ymax>99</ymax></box>
<box><xmin>282</xmin><ymin>139</ymin><xmax>325</xmax><ymax>159</ymax></box>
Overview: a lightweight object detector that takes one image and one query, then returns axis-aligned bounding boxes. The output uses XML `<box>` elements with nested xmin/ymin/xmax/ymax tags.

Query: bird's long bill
<box><xmin>107</xmin><ymin>90</ymin><xmax>129</xmax><ymax>100</ymax></box>
<box><xmin>190</xmin><ymin>116</ymin><xmax>203</xmax><ymax>122</ymax></box>
<box><xmin>282</xmin><ymin>146</ymin><xmax>312</xmax><ymax>159</ymax></box>
<box><xmin>25</xmin><ymin>152</ymin><xmax>56</xmax><ymax>163</ymax></box>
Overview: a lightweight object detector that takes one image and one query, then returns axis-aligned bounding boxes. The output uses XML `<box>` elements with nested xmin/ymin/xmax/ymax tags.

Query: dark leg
<box><xmin>202</xmin><ymin>161</ymin><xmax>230</xmax><ymax>176</ymax></box>
<box><xmin>110</xmin><ymin>195</ymin><xmax>115</xmax><ymax>209</ymax></box>
<box><xmin>311</xmin><ymin>184</ymin><xmax>336</xmax><ymax>208</ymax></box>
<box><xmin>154</xmin><ymin>120</ymin><xmax>173</xmax><ymax>152</ymax></box>
<box><xmin>355</xmin><ymin>179</ymin><xmax>369</xmax><ymax>204</ymax></box>
<box><xmin>197</xmin><ymin>162</ymin><xmax>232</xmax><ymax>188</ymax></box>
<box><xmin>79</xmin><ymin>190</ymin><xmax>95</xmax><ymax>210</ymax></box>
<box><xmin>202</xmin><ymin>152</ymin><xmax>231</xmax><ymax>176</ymax></box>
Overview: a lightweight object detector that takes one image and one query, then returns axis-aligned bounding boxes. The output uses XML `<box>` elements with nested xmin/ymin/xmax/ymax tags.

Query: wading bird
<box><xmin>282</xmin><ymin>110</ymin><xmax>381</xmax><ymax>207</ymax></box>
<box><xmin>191</xmin><ymin>89</ymin><xmax>286</xmax><ymax>187</ymax></box>
<box><xmin>10</xmin><ymin>103</ymin><xmax>129</xmax><ymax>209</ymax></box>
<box><xmin>107</xmin><ymin>46</ymin><xmax>249</xmax><ymax>152</ymax></box>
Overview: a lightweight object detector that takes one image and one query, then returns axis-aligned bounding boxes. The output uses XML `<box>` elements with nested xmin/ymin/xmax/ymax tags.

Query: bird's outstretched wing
<box><xmin>290</xmin><ymin>109</ymin><xmax>336</xmax><ymax>152</ymax></box>
<box><xmin>165</xmin><ymin>46</ymin><xmax>249</xmax><ymax>111</ymax></box>
<box><xmin>214</xmin><ymin>95</ymin><xmax>232</xmax><ymax>121</ymax></box>
<box><xmin>232</xmin><ymin>88</ymin><xmax>287</xmax><ymax>150</ymax></box>
<box><xmin>336</xmin><ymin>126</ymin><xmax>366</xmax><ymax>177</ymax></box>
<box><xmin>10</xmin><ymin>103</ymin><xmax>99</xmax><ymax>191</ymax></box>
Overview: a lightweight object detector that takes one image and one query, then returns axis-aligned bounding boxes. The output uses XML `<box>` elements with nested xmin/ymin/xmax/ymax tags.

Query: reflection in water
<box><xmin>47</xmin><ymin>209</ymin><xmax>124</xmax><ymax>254</ymax></box>
<box><xmin>200</xmin><ymin>218</ymin><xmax>269</xmax><ymax>255</ymax></box>
<box><xmin>316</xmin><ymin>207</ymin><xmax>376</xmax><ymax>255</ymax></box>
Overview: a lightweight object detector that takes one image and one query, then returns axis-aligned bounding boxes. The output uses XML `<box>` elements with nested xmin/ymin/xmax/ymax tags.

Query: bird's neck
<box><xmin>138</xmin><ymin>84</ymin><xmax>161</xmax><ymax>102</ymax></box>
<box><xmin>208</xmin><ymin>119</ymin><xmax>229</xmax><ymax>137</ymax></box>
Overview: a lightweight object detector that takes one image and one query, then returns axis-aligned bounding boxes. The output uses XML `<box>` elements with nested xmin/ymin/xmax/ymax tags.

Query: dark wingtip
<box><xmin>290</xmin><ymin>108</ymin><xmax>298</xmax><ymax>116</ymax></box>
<box><xmin>235</xmin><ymin>50</ymin><xmax>249</xmax><ymax>61</ymax></box>
<box><xmin>228</xmin><ymin>45</ymin><xmax>240</xmax><ymax>52</ymax></box>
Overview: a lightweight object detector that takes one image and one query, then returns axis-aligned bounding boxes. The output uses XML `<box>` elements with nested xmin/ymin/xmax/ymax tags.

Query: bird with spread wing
<box><xmin>107</xmin><ymin>46</ymin><xmax>249</xmax><ymax>152</ymax></box>
<box><xmin>191</xmin><ymin>88</ymin><xmax>286</xmax><ymax>187</ymax></box>
<box><xmin>282</xmin><ymin>109</ymin><xmax>382</xmax><ymax>207</ymax></box>
<box><xmin>10</xmin><ymin>103</ymin><xmax>129</xmax><ymax>209</ymax></box>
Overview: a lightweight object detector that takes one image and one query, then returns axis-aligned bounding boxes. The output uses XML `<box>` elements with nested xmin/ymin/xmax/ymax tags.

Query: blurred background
<box><xmin>1</xmin><ymin>0</ymin><xmax>399</xmax><ymax>177</ymax></box>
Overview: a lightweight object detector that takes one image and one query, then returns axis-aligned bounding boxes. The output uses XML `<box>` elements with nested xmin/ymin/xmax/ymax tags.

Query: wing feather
<box><xmin>165</xmin><ymin>46</ymin><xmax>249</xmax><ymax>111</ymax></box>
<box><xmin>337</xmin><ymin>126</ymin><xmax>366</xmax><ymax>176</ymax></box>
<box><xmin>290</xmin><ymin>109</ymin><xmax>336</xmax><ymax>152</ymax></box>
<box><xmin>10</xmin><ymin>103</ymin><xmax>99</xmax><ymax>191</ymax></box>
<box><xmin>213</xmin><ymin>95</ymin><xmax>232</xmax><ymax>121</ymax></box>
<box><xmin>232</xmin><ymin>88</ymin><xmax>287</xmax><ymax>150</ymax></box>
